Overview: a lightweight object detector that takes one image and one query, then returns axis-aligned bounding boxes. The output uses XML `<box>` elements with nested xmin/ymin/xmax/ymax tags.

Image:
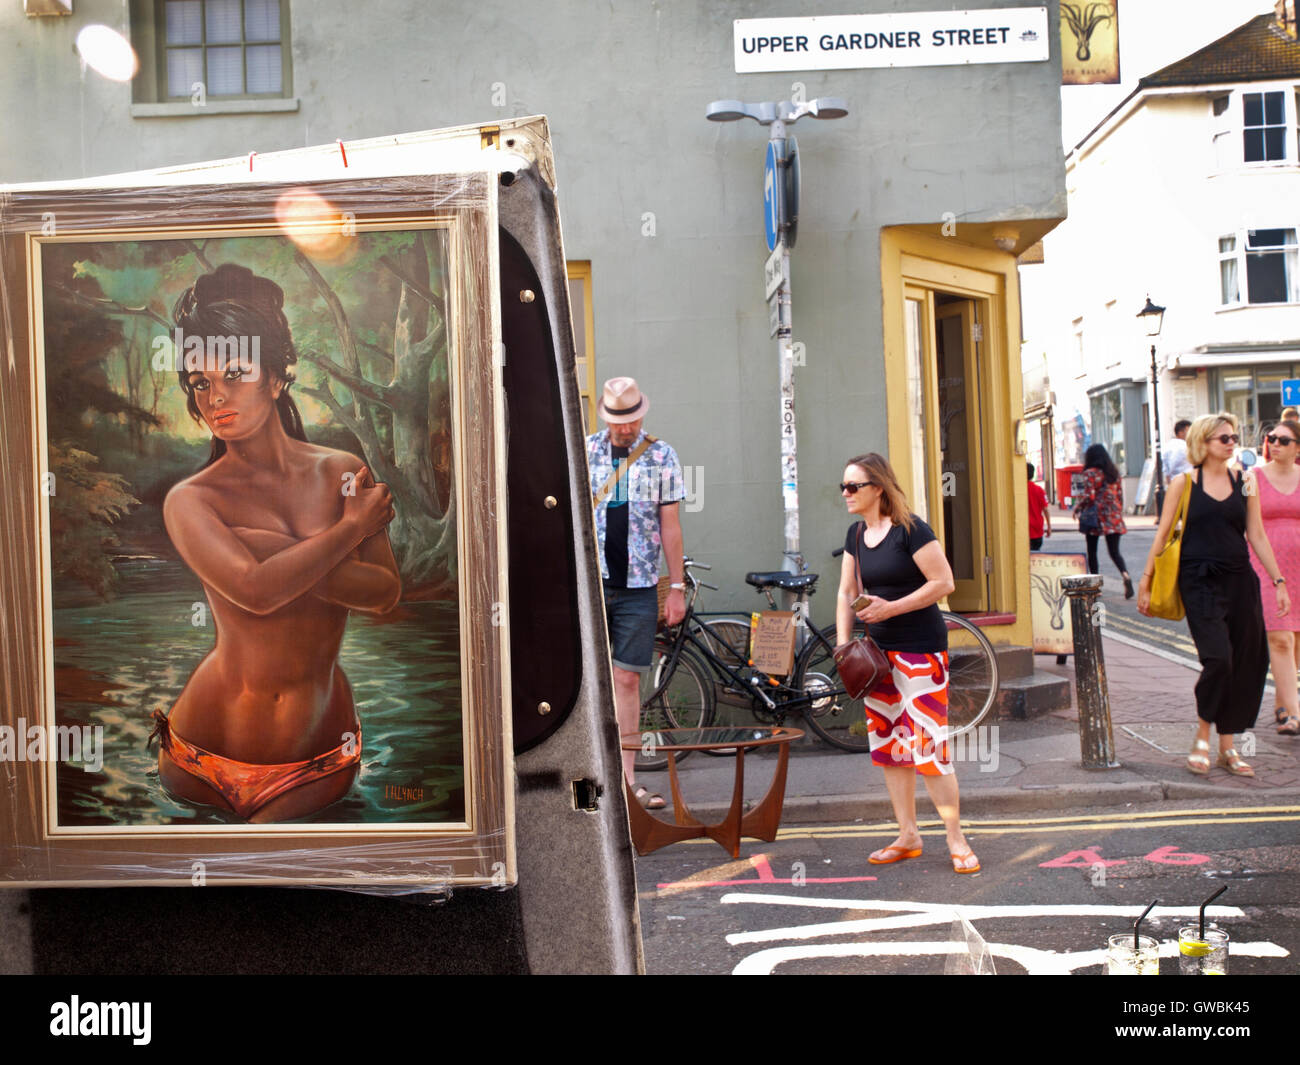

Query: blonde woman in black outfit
<box><xmin>1137</xmin><ymin>412</ymin><xmax>1290</xmax><ymax>777</ymax></box>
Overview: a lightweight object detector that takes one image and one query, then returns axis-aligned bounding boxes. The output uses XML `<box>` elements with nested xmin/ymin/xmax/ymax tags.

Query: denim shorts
<box><xmin>603</xmin><ymin>584</ymin><xmax>658</xmax><ymax>672</ymax></box>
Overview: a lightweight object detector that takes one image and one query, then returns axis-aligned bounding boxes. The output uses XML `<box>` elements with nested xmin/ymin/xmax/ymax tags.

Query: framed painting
<box><xmin>0</xmin><ymin>173</ymin><xmax>514</xmax><ymax>886</ymax></box>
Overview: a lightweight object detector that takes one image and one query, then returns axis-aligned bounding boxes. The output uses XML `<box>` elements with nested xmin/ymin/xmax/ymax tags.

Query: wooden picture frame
<box><xmin>0</xmin><ymin>174</ymin><xmax>514</xmax><ymax>886</ymax></box>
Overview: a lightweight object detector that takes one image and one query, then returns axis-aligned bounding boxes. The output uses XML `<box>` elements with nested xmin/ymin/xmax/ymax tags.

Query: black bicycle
<box><xmin>635</xmin><ymin>556</ymin><xmax>999</xmax><ymax>772</ymax></box>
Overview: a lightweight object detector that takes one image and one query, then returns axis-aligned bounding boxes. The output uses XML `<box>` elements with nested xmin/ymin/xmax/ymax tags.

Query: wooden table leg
<box><xmin>623</xmin><ymin>775</ymin><xmax>704</xmax><ymax>856</ymax></box>
<box><xmin>666</xmin><ymin>750</ymin><xmax>702</xmax><ymax>827</ymax></box>
<box><xmin>739</xmin><ymin>737</ymin><xmax>793</xmax><ymax>843</ymax></box>
<box><xmin>702</xmin><ymin>746</ymin><xmax>748</xmax><ymax>859</ymax></box>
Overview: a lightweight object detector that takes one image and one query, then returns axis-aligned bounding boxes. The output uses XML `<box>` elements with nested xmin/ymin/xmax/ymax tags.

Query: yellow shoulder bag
<box><xmin>1148</xmin><ymin>473</ymin><xmax>1193</xmax><ymax>621</ymax></box>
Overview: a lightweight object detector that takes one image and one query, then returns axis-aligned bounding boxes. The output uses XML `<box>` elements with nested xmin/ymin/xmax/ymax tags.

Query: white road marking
<box><xmin>720</xmin><ymin>895</ymin><xmax>1244</xmax><ymax>945</ymax></box>
<box><xmin>732</xmin><ymin>938</ymin><xmax>1289</xmax><ymax>976</ymax></box>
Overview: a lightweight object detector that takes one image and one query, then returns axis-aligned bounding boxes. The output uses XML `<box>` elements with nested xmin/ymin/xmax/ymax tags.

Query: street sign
<box><xmin>764</xmin><ymin>241</ymin><xmax>785</xmax><ymax>298</ymax></box>
<box><xmin>763</xmin><ymin>139</ymin><xmax>784</xmax><ymax>252</ymax></box>
<box><xmin>734</xmin><ymin>8</ymin><xmax>1051</xmax><ymax>73</ymax></box>
<box><xmin>1283</xmin><ymin>378</ymin><xmax>1300</xmax><ymax>406</ymax></box>
<box><xmin>769</xmin><ymin>290</ymin><xmax>781</xmax><ymax>336</ymax></box>
<box><xmin>783</xmin><ymin>134</ymin><xmax>799</xmax><ymax>249</ymax></box>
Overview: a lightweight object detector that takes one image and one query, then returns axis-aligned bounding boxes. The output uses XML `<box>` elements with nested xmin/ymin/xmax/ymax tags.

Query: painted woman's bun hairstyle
<box><xmin>172</xmin><ymin>263</ymin><xmax>307</xmax><ymax>467</ymax></box>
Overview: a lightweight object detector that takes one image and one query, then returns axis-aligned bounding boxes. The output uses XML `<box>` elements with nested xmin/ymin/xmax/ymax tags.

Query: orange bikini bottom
<box><xmin>149</xmin><ymin>709</ymin><xmax>360</xmax><ymax>820</ymax></box>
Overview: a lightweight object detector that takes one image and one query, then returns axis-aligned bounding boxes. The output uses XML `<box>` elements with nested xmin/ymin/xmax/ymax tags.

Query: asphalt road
<box><xmin>636</xmin><ymin>797</ymin><xmax>1299</xmax><ymax>975</ymax></box>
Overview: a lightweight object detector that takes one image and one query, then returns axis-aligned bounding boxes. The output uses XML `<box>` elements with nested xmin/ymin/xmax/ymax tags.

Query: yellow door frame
<box><xmin>881</xmin><ymin>227</ymin><xmax>1029</xmax><ymax>648</ymax></box>
<box><xmin>566</xmin><ymin>261</ymin><xmax>597</xmax><ymax>429</ymax></box>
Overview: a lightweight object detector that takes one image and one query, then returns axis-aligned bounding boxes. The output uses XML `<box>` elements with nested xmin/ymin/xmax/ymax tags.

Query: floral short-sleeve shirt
<box><xmin>587</xmin><ymin>429</ymin><xmax>684</xmax><ymax>587</ymax></box>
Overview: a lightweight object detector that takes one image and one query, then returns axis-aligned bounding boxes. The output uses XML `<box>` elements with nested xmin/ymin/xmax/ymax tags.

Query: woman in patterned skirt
<box><xmin>1073</xmin><ymin>444</ymin><xmax>1134</xmax><ymax>598</ymax></box>
<box><xmin>837</xmin><ymin>453</ymin><xmax>978</xmax><ymax>874</ymax></box>
<box><xmin>1252</xmin><ymin>418</ymin><xmax>1300</xmax><ymax>736</ymax></box>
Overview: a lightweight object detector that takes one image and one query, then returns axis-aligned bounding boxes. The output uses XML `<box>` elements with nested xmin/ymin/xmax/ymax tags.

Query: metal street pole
<box><xmin>706</xmin><ymin>96</ymin><xmax>848</xmax><ymax>572</ymax></box>
<box><xmin>769</xmin><ymin>119</ymin><xmax>799</xmax><ymax>568</ymax></box>
<box><xmin>1151</xmin><ymin>342</ymin><xmax>1166</xmax><ymax>514</ymax></box>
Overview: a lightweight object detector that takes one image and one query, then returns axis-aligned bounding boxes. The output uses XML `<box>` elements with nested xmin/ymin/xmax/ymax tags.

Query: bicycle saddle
<box><xmin>745</xmin><ymin>571</ymin><xmax>819</xmax><ymax>592</ymax></box>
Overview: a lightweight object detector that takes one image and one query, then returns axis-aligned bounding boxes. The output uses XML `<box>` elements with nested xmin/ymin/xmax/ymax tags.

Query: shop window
<box><xmin>1218</xmin><ymin>228</ymin><xmax>1300</xmax><ymax>305</ymax></box>
<box><xmin>131</xmin><ymin>0</ymin><xmax>292</xmax><ymax>106</ymax></box>
<box><xmin>1089</xmin><ymin>389</ymin><xmax>1125</xmax><ymax>471</ymax></box>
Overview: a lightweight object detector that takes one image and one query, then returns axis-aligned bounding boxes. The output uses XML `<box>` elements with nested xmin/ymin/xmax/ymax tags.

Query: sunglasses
<box><xmin>1212</xmin><ymin>434</ymin><xmax>1240</xmax><ymax>445</ymax></box>
<box><xmin>1268</xmin><ymin>434</ymin><xmax>1297</xmax><ymax>446</ymax></box>
<box><xmin>840</xmin><ymin>481</ymin><xmax>874</xmax><ymax>494</ymax></box>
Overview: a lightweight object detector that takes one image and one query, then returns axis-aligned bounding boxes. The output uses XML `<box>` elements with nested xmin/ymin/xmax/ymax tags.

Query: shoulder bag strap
<box><xmin>1172</xmin><ymin>471</ymin><xmax>1193</xmax><ymax>538</ymax></box>
<box><xmin>592</xmin><ymin>435</ymin><xmax>656</xmax><ymax>506</ymax></box>
<box><xmin>854</xmin><ymin>523</ymin><xmax>865</xmax><ymax>596</ymax></box>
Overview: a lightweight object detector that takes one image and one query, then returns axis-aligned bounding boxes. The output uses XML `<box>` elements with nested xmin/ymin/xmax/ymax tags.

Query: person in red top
<box><xmin>1027</xmin><ymin>462</ymin><xmax>1051</xmax><ymax>550</ymax></box>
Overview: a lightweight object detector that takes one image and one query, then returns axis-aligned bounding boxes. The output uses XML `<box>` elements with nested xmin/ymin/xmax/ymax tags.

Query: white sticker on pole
<box><xmin>765</xmin><ymin>241</ymin><xmax>786</xmax><ymax>299</ymax></box>
<box><xmin>734</xmin><ymin>8</ymin><xmax>1049</xmax><ymax>73</ymax></box>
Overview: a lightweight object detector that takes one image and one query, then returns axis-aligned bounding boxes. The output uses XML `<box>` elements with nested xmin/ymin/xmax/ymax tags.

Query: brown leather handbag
<box><xmin>833</xmin><ymin>524</ymin><xmax>892</xmax><ymax>699</ymax></box>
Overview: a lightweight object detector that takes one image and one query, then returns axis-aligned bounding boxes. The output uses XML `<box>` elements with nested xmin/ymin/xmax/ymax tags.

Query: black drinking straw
<box><xmin>1200</xmin><ymin>886</ymin><xmax>1228</xmax><ymax>938</ymax></box>
<box><xmin>1135</xmin><ymin>899</ymin><xmax>1159</xmax><ymax>949</ymax></box>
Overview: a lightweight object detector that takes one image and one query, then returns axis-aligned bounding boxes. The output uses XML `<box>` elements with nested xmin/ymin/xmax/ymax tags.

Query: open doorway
<box><xmin>901</xmin><ymin>287</ymin><xmax>991</xmax><ymax>612</ymax></box>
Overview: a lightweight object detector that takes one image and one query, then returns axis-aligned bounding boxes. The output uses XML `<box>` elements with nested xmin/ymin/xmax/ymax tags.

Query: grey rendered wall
<box><xmin>2</xmin><ymin>0</ymin><xmax>1064</xmax><ymax>615</ymax></box>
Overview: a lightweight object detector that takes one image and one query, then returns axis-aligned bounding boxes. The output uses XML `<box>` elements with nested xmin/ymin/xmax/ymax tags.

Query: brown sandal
<box><xmin>633</xmin><ymin>785</ymin><xmax>666</xmax><ymax>810</ymax></box>
<box><xmin>1217</xmin><ymin>748</ymin><xmax>1255</xmax><ymax>777</ymax></box>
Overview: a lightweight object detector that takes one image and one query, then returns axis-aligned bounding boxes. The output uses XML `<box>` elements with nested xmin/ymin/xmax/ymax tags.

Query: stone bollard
<box><xmin>1060</xmin><ymin>574</ymin><xmax>1120</xmax><ymax>769</ymax></box>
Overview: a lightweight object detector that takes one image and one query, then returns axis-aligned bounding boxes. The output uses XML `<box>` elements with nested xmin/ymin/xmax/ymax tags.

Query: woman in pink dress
<box><xmin>1251</xmin><ymin>417</ymin><xmax>1300</xmax><ymax>735</ymax></box>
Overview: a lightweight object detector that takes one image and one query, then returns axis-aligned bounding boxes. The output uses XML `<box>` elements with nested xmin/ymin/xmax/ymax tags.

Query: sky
<box><xmin>1061</xmin><ymin>0</ymin><xmax>1281</xmax><ymax>148</ymax></box>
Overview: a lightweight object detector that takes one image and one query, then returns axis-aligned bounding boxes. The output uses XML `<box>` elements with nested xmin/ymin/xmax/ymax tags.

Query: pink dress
<box><xmin>1250</xmin><ymin>469</ymin><xmax>1300</xmax><ymax>632</ymax></box>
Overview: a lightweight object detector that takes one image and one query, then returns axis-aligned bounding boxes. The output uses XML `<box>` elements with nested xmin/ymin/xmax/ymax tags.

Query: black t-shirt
<box><xmin>604</xmin><ymin>444</ymin><xmax>630</xmax><ymax>587</ymax></box>
<box><xmin>845</xmin><ymin>516</ymin><xmax>948</xmax><ymax>653</ymax></box>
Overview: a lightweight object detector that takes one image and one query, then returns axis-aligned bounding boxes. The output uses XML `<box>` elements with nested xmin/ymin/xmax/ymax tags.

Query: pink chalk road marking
<box><xmin>657</xmin><ymin>853</ymin><xmax>878</xmax><ymax>890</ymax></box>
<box><xmin>1040</xmin><ymin>845</ymin><xmax>1211</xmax><ymax>868</ymax></box>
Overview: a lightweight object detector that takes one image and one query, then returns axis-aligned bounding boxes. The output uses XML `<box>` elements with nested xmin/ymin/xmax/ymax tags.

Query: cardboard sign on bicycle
<box><xmin>749</xmin><ymin>611</ymin><xmax>796</xmax><ymax>675</ymax></box>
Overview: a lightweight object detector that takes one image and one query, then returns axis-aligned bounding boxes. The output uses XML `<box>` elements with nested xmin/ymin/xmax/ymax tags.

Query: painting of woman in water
<box><xmin>153</xmin><ymin>264</ymin><xmax>402</xmax><ymax>823</ymax></box>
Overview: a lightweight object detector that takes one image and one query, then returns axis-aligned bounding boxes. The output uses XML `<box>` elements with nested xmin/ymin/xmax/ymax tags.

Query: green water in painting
<box><xmin>53</xmin><ymin>558</ymin><xmax>465</xmax><ymax>826</ymax></box>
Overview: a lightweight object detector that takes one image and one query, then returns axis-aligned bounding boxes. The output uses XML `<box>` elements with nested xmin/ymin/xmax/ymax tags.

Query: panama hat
<box><xmin>597</xmin><ymin>376</ymin><xmax>650</xmax><ymax>423</ymax></box>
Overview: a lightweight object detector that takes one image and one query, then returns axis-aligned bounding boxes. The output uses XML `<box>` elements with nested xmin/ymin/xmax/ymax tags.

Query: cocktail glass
<box><xmin>1179</xmin><ymin>925</ymin><xmax>1229</xmax><ymax>975</ymax></box>
<box><xmin>1106</xmin><ymin>933</ymin><xmax>1159</xmax><ymax>975</ymax></box>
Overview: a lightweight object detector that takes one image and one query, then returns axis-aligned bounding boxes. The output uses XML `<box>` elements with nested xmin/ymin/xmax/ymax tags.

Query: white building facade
<box><xmin>1024</xmin><ymin>5</ymin><xmax>1300</xmax><ymax>508</ymax></box>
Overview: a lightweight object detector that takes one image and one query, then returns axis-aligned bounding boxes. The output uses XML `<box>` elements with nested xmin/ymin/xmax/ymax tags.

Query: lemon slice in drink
<box><xmin>1179</xmin><ymin>939</ymin><xmax>1212</xmax><ymax>957</ymax></box>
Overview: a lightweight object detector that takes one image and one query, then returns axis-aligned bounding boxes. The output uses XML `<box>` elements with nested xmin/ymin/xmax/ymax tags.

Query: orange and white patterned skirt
<box><xmin>862</xmin><ymin>650</ymin><xmax>952</xmax><ymax>776</ymax></box>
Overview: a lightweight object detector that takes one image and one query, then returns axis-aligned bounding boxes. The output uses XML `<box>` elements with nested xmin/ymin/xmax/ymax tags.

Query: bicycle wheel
<box><xmin>636</xmin><ymin>638</ymin><xmax>715</xmax><ymax>772</ymax></box>
<box><xmin>941</xmin><ymin>612</ymin><xmax>999</xmax><ymax>738</ymax></box>
<box><xmin>790</xmin><ymin>627</ymin><xmax>875</xmax><ymax>752</ymax></box>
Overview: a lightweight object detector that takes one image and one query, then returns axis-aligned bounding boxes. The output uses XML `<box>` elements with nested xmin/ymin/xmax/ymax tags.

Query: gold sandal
<box><xmin>1217</xmin><ymin>748</ymin><xmax>1255</xmax><ymax>777</ymax></box>
<box><xmin>1187</xmin><ymin>738</ymin><xmax>1211</xmax><ymax>775</ymax></box>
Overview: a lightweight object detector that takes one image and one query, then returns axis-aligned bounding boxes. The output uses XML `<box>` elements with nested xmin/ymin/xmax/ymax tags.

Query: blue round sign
<box><xmin>763</xmin><ymin>140</ymin><xmax>783</xmax><ymax>252</ymax></box>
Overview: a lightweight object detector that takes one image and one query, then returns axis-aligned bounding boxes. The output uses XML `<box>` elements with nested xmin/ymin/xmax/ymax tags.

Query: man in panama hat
<box><xmin>587</xmin><ymin>376</ymin><xmax>686</xmax><ymax>811</ymax></box>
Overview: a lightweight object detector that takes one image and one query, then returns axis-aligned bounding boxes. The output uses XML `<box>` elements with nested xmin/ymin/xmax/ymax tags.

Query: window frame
<box><xmin>1208</xmin><ymin>85</ymin><xmax>1300</xmax><ymax>170</ymax></box>
<box><xmin>1243</xmin><ymin>89</ymin><xmax>1288</xmax><ymax>164</ymax></box>
<box><xmin>565</xmin><ymin>261</ymin><xmax>597</xmax><ymax>432</ymax></box>
<box><xmin>129</xmin><ymin>0</ymin><xmax>297</xmax><ymax>115</ymax></box>
<box><xmin>1217</xmin><ymin>226</ymin><xmax>1300</xmax><ymax>308</ymax></box>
